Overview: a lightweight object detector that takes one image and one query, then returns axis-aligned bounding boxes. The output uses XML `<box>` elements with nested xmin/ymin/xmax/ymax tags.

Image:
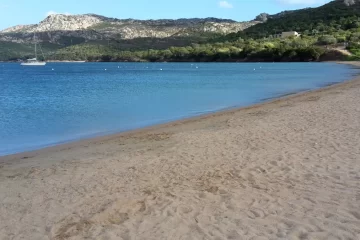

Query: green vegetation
<box><xmin>317</xmin><ymin>35</ymin><xmax>338</xmax><ymax>45</ymax></box>
<box><xmin>49</xmin><ymin>0</ymin><xmax>360</xmax><ymax>62</ymax></box>
<box><xmin>50</xmin><ymin>37</ymin><xmax>327</xmax><ymax>62</ymax></box>
<box><xmin>1</xmin><ymin>34</ymin><xmax>221</xmax><ymax>61</ymax></box>
<box><xmin>3</xmin><ymin>0</ymin><xmax>360</xmax><ymax>62</ymax></box>
<box><xmin>0</xmin><ymin>41</ymin><xmax>61</xmax><ymax>61</ymax></box>
<box><xmin>226</xmin><ymin>0</ymin><xmax>360</xmax><ymax>40</ymax></box>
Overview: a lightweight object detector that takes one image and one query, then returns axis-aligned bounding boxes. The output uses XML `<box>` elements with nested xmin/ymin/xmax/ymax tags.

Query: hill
<box><xmin>49</xmin><ymin>0</ymin><xmax>360</xmax><ymax>62</ymax></box>
<box><xmin>0</xmin><ymin>14</ymin><xmax>257</xmax><ymax>45</ymax></box>
<box><xmin>2</xmin><ymin>0</ymin><xmax>360</xmax><ymax>62</ymax></box>
<box><xmin>0</xmin><ymin>14</ymin><xmax>259</xmax><ymax>61</ymax></box>
<box><xmin>230</xmin><ymin>0</ymin><xmax>360</xmax><ymax>39</ymax></box>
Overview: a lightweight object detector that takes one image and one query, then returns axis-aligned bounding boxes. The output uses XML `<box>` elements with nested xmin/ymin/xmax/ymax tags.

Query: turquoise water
<box><xmin>0</xmin><ymin>62</ymin><xmax>358</xmax><ymax>156</ymax></box>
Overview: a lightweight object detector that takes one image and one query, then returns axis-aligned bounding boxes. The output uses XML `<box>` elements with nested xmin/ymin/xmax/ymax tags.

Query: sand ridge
<box><xmin>1</xmin><ymin>65</ymin><xmax>360</xmax><ymax>239</ymax></box>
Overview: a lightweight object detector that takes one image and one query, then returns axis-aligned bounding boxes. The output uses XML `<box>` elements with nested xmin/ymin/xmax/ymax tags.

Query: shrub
<box><xmin>317</xmin><ymin>35</ymin><xmax>337</xmax><ymax>45</ymax></box>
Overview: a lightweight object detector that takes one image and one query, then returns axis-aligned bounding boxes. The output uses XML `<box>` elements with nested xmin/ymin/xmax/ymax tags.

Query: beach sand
<box><xmin>1</xmin><ymin>64</ymin><xmax>360</xmax><ymax>240</ymax></box>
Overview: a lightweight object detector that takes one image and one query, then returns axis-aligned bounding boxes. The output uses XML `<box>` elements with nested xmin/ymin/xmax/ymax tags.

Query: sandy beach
<box><xmin>1</xmin><ymin>63</ymin><xmax>360</xmax><ymax>240</ymax></box>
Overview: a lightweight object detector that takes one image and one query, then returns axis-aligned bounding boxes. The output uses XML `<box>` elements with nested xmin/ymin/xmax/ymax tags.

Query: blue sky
<box><xmin>0</xmin><ymin>0</ymin><xmax>331</xmax><ymax>30</ymax></box>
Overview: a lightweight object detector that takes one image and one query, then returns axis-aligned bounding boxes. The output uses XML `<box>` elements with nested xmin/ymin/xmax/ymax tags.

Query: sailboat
<box><xmin>21</xmin><ymin>33</ymin><xmax>46</xmax><ymax>66</ymax></box>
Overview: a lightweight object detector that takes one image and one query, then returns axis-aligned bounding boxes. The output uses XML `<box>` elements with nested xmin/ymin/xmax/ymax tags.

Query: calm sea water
<box><xmin>0</xmin><ymin>62</ymin><xmax>358</xmax><ymax>156</ymax></box>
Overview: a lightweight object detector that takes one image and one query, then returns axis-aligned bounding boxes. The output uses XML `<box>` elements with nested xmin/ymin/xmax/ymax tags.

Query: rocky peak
<box><xmin>0</xmin><ymin>14</ymin><xmax>108</xmax><ymax>33</ymax></box>
<box><xmin>37</xmin><ymin>14</ymin><xmax>104</xmax><ymax>31</ymax></box>
<box><xmin>1</xmin><ymin>24</ymin><xmax>36</xmax><ymax>33</ymax></box>
<box><xmin>255</xmin><ymin>9</ymin><xmax>307</xmax><ymax>22</ymax></box>
<box><xmin>0</xmin><ymin>14</ymin><xmax>259</xmax><ymax>44</ymax></box>
<box><xmin>255</xmin><ymin>13</ymin><xmax>270</xmax><ymax>22</ymax></box>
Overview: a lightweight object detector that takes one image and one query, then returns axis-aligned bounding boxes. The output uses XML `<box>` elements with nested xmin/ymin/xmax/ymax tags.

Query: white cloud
<box><xmin>46</xmin><ymin>11</ymin><xmax>71</xmax><ymax>17</ymax></box>
<box><xmin>219</xmin><ymin>1</ymin><xmax>233</xmax><ymax>9</ymax></box>
<box><xmin>276</xmin><ymin>0</ymin><xmax>328</xmax><ymax>5</ymax></box>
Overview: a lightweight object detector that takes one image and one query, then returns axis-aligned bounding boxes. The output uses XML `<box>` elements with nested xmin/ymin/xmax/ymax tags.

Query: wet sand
<box><xmin>1</xmin><ymin>63</ymin><xmax>360</xmax><ymax>240</ymax></box>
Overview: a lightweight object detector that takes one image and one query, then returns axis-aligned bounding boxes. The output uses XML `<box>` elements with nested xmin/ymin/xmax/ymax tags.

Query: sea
<box><xmin>0</xmin><ymin>62</ymin><xmax>359</xmax><ymax>156</ymax></box>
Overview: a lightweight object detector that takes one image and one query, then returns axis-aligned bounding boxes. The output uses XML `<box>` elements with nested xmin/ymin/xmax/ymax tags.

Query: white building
<box><xmin>282</xmin><ymin>31</ymin><xmax>300</xmax><ymax>38</ymax></box>
<box><xmin>274</xmin><ymin>31</ymin><xmax>301</xmax><ymax>38</ymax></box>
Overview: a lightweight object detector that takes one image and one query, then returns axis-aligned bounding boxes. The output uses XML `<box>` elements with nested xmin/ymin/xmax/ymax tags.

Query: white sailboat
<box><xmin>21</xmin><ymin>33</ymin><xmax>46</xmax><ymax>66</ymax></box>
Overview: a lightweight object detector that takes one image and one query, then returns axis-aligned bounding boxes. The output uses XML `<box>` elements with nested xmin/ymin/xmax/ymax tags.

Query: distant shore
<box><xmin>1</xmin><ymin>62</ymin><xmax>360</xmax><ymax>239</ymax></box>
<box><xmin>1</xmin><ymin>60</ymin><xmax>86</xmax><ymax>63</ymax></box>
<box><xmin>1</xmin><ymin>55</ymin><xmax>353</xmax><ymax>64</ymax></box>
<box><xmin>46</xmin><ymin>60</ymin><xmax>86</xmax><ymax>63</ymax></box>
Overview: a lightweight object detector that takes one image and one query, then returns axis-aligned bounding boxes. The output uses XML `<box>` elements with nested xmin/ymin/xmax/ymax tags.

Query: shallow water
<box><xmin>0</xmin><ymin>62</ymin><xmax>358</xmax><ymax>156</ymax></box>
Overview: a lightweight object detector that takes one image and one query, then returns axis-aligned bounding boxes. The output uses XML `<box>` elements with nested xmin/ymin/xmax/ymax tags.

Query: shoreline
<box><xmin>1</xmin><ymin>61</ymin><xmax>359</xmax><ymax>163</ymax></box>
<box><xmin>1</xmin><ymin>60</ymin><xmax>358</xmax><ymax>63</ymax></box>
<box><xmin>1</xmin><ymin>62</ymin><xmax>360</xmax><ymax>239</ymax></box>
<box><xmin>0</xmin><ymin>85</ymin><xmax>330</xmax><ymax>158</ymax></box>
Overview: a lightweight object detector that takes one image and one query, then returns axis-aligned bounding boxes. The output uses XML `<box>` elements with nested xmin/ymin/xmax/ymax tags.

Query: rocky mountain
<box><xmin>0</xmin><ymin>14</ymin><xmax>259</xmax><ymax>44</ymax></box>
<box><xmin>2</xmin><ymin>14</ymin><xmax>105</xmax><ymax>33</ymax></box>
<box><xmin>255</xmin><ymin>9</ymin><xmax>304</xmax><ymax>22</ymax></box>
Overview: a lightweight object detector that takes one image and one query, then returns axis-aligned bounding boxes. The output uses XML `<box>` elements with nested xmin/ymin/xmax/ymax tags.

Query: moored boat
<box><xmin>21</xmin><ymin>33</ymin><xmax>46</xmax><ymax>66</ymax></box>
<box><xmin>21</xmin><ymin>58</ymin><xmax>46</xmax><ymax>66</ymax></box>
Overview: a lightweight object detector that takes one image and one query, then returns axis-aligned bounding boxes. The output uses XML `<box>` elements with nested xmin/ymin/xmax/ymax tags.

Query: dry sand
<box><xmin>1</xmin><ymin>64</ymin><xmax>360</xmax><ymax>240</ymax></box>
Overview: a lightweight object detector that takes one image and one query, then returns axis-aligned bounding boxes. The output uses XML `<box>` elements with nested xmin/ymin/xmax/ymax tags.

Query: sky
<box><xmin>0</xmin><ymin>0</ymin><xmax>331</xmax><ymax>30</ymax></box>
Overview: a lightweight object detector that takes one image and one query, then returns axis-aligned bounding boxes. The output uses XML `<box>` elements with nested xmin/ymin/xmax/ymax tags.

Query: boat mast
<box><xmin>34</xmin><ymin>32</ymin><xmax>37</xmax><ymax>60</ymax></box>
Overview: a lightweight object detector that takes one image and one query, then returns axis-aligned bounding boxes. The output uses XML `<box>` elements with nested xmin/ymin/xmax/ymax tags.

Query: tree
<box><xmin>317</xmin><ymin>35</ymin><xmax>337</xmax><ymax>45</ymax></box>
